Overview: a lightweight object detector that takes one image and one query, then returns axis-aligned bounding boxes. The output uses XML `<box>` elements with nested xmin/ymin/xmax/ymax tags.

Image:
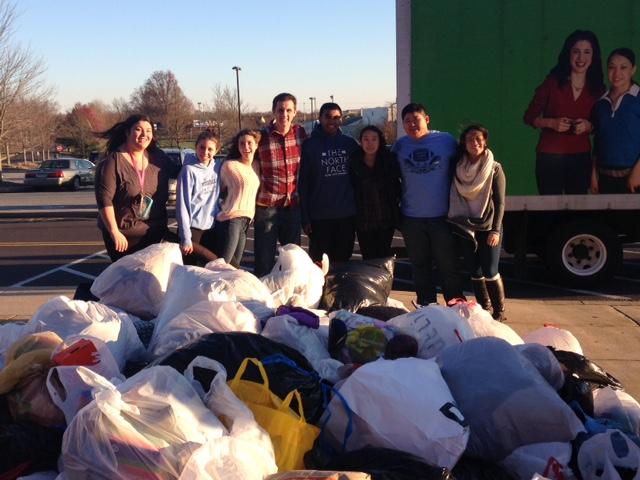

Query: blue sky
<box><xmin>13</xmin><ymin>0</ymin><xmax>396</xmax><ymax>113</ymax></box>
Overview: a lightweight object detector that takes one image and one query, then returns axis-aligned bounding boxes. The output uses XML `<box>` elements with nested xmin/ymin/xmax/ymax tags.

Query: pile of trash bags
<box><xmin>0</xmin><ymin>242</ymin><xmax>639</xmax><ymax>480</ymax></box>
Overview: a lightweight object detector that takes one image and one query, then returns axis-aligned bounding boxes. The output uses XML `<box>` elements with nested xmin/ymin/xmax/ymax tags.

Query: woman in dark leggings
<box><xmin>448</xmin><ymin>125</ymin><xmax>507</xmax><ymax>321</ymax></box>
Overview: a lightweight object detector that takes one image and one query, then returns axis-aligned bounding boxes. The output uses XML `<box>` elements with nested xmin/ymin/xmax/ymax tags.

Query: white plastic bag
<box><xmin>148</xmin><ymin>300</ymin><xmax>259</xmax><ymax>360</ymax></box>
<box><xmin>261</xmin><ymin>314</ymin><xmax>343</xmax><ymax>383</ymax></box>
<box><xmin>323</xmin><ymin>357</ymin><xmax>469</xmax><ymax>470</ymax></box>
<box><xmin>153</xmin><ymin>265</ymin><xmax>232</xmax><ymax>329</ymax></box>
<box><xmin>261</xmin><ymin>244</ymin><xmax>328</xmax><ymax>309</ymax></box>
<box><xmin>387</xmin><ymin>305</ymin><xmax>474</xmax><ymax>359</ymax></box>
<box><xmin>500</xmin><ymin>442</ymin><xmax>574</xmax><ymax>480</ymax></box>
<box><xmin>47</xmin><ymin>365</ymin><xmax>118</xmax><ymax>425</ymax></box>
<box><xmin>449</xmin><ymin>301</ymin><xmax>523</xmax><ymax>345</ymax></box>
<box><xmin>523</xmin><ymin>325</ymin><xmax>583</xmax><ymax>355</ymax></box>
<box><xmin>594</xmin><ymin>387</ymin><xmax>640</xmax><ymax>436</ymax></box>
<box><xmin>179</xmin><ymin>356</ymin><xmax>278</xmax><ymax>480</ymax></box>
<box><xmin>62</xmin><ymin>366</ymin><xmax>225</xmax><ymax>479</ymax></box>
<box><xmin>261</xmin><ymin>315</ymin><xmax>332</xmax><ymax>368</ymax></box>
<box><xmin>91</xmin><ymin>243</ymin><xmax>183</xmax><ymax>319</ymax></box>
<box><xmin>204</xmin><ymin>259</ymin><xmax>275</xmax><ymax>307</ymax></box>
<box><xmin>577</xmin><ymin>430</ymin><xmax>640</xmax><ymax>480</ymax></box>
<box><xmin>20</xmin><ymin>296</ymin><xmax>145</xmax><ymax>370</ymax></box>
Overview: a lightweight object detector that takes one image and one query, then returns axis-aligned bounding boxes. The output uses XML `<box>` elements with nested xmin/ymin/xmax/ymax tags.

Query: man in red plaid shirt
<box><xmin>253</xmin><ymin>93</ymin><xmax>308</xmax><ymax>277</ymax></box>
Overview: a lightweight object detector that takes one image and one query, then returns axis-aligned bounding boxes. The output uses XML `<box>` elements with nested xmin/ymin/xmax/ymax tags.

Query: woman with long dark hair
<box><xmin>349</xmin><ymin>125</ymin><xmax>401</xmax><ymax>259</ymax></box>
<box><xmin>95</xmin><ymin>115</ymin><xmax>178</xmax><ymax>261</ymax></box>
<box><xmin>592</xmin><ymin>48</ymin><xmax>640</xmax><ymax>193</ymax></box>
<box><xmin>215</xmin><ymin>129</ymin><xmax>261</xmax><ymax>267</ymax></box>
<box><xmin>524</xmin><ymin>30</ymin><xmax>604</xmax><ymax>194</ymax></box>
<box><xmin>449</xmin><ymin>125</ymin><xmax>507</xmax><ymax>321</ymax></box>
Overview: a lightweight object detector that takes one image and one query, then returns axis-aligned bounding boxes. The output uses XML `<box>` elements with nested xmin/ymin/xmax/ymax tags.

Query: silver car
<box><xmin>24</xmin><ymin>158</ymin><xmax>95</xmax><ymax>190</ymax></box>
<box><xmin>162</xmin><ymin>147</ymin><xmax>195</xmax><ymax>205</ymax></box>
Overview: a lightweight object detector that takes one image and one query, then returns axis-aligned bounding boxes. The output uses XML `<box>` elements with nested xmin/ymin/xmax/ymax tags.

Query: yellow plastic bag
<box><xmin>229</xmin><ymin>357</ymin><xmax>320</xmax><ymax>471</ymax></box>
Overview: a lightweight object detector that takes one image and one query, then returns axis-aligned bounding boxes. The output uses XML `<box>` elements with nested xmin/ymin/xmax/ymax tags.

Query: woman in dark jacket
<box><xmin>448</xmin><ymin>124</ymin><xmax>507</xmax><ymax>321</ymax></box>
<box><xmin>349</xmin><ymin>125</ymin><xmax>401</xmax><ymax>260</ymax></box>
<box><xmin>95</xmin><ymin>114</ymin><xmax>178</xmax><ymax>261</ymax></box>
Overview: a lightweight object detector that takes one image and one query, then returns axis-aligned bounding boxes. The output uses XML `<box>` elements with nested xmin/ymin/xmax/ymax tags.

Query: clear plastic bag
<box><xmin>91</xmin><ymin>243</ymin><xmax>183</xmax><ymax>319</ymax></box>
<box><xmin>179</xmin><ymin>356</ymin><xmax>277</xmax><ymax>480</ymax></box>
<box><xmin>148</xmin><ymin>300</ymin><xmax>259</xmax><ymax>360</ymax></box>
<box><xmin>62</xmin><ymin>366</ymin><xmax>225</xmax><ymax>479</ymax></box>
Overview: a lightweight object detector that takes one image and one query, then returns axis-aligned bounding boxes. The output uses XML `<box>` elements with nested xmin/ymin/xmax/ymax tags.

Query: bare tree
<box><xmin>130</xmin><ymin>70</ymin><xmax>194</xmax><ymax>147</ymax></box>
<box><xmin>209</xmin><ymin>83</ymin><xmax>251</xmax><ymax>142</ymax></box>
<box><xmin>0</xmin><ymin>0</ymin><xmax>47</xmax><ymax>171</ymax></box>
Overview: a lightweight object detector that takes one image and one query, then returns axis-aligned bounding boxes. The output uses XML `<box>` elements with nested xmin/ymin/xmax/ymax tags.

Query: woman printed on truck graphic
<box><xmin>524</xmin><ymin>30</ymin><xmax>605</xmax><ymax>195</ymax></box>
<box><xmin>591</xmin><ymin>47</ymin><xmax>640</xmax><ymax>193</ymax></box>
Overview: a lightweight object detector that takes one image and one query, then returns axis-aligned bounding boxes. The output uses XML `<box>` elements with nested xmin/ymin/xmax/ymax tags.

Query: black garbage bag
<box><xmin>305</xmin><ymin>446</ymin><xmax>453</xmax><ymax>480</ymax></box>
<box><xmin>321</xmin><ymin>257</ymin><xmax>395</xmax><ymax>312</ymax></box>
<box><xmin>0</xmin><ymin>395</ymin><xmax>63</xmax><ymax>477</ymax></box>
<box><xmin>552</xmin><ymin>349</ymin><xmax>623</xmax><ymax>390</ymax></box>
<box><xmin>356</xmin><ymin>305</ymin><xmax>408</xmax><ymax>321</ymax></box>
<box><xmin>451</xmin><ymin>456</ymin><xmax>515</xmax><ymax>480</ymax></box>
<box><xmin>156</xmin><ymin>332</ymin><xmax>326</xmax><ymax>424</ymax></box>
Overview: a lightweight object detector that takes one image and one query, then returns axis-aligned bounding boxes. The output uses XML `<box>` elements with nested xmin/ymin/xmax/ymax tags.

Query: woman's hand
<box><xmin>487</xmin><ymin>232</ymin><xmax>500</xmax><ymax>247</ymax></box>
<box><xmin>572</xmin><ymin>118</ymin><xmax>592</xmax><ymax>135</ymax></box>
<box><xmin>110</xmin><ymin>229</ymin><xmax>128</xmax><ymax>253</ymax></box>
<box><xmin>548</xmin><ymin>117</ymin><xmax>572</xmax><ymax>133</ymax></box>
<box><xmin>628</xmin><ymin>162</ymin><xmax>640</xmax><ymax>192</ymax></box>
<box><xmin>181</xmin><ymin>244</ymin><xmax>193</xmax><ymax>255</ymax></box>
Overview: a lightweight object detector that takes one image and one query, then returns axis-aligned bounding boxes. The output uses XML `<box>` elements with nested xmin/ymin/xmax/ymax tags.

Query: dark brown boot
<box><xmin>486</xmin><ymin>276</ymin><xmax>506</xmax><ymax>322</ymax></box>
<box><xmin>471</xmin><ymin>277</ymin><xmax>491</xmax><ymax>311</ymax></box>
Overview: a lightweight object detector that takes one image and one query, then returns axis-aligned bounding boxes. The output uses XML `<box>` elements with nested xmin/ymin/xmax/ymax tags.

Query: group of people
<box><xmin>525</xmin><ymin>30</ymin><xmax>640</xmax><ymax>194</ymax></box>
<box><xmin>93</xmin><ymin>93</ymin><xmax>508</xmax><ymax>321</ymax></box>
<box><xmin>92</xmin><ymin>35</ymin><xmax>638</xmax><ymax>319</ymax></box>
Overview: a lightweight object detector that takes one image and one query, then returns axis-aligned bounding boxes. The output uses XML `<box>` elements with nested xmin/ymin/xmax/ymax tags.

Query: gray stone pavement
<box><xmin>2</xmin><ymin>286</ymin><xmax>639</xmax><ymax>400</ymax></box>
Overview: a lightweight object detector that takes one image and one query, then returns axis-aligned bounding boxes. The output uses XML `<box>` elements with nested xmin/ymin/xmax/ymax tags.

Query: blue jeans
<box><xmin>460</xmin><ymin>230</ymin><xmax>502</xmax><ymax>279</ymax></box>
<box><xmin>253</xmin><ymin>205</ymin><xmax>301</xmax><ymax>277</ymax></box>
<box><xmin>215</xmin><ymin>217</ymin><xmax>250</xmax><ymax>268</ymax></box>
<box><xmin>401</xmin><ymin>216</ymin><xmax>463</xmax><ymax>304</ymax></box>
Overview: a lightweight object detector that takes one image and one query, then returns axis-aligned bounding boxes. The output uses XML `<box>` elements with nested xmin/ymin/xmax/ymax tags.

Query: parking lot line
<box><xmin>8</xmin><ymin>250</ymin><xmax>107</xmax><ymax>289</ymax></box>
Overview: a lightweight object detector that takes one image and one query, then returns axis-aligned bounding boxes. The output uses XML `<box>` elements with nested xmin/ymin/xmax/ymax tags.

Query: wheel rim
<box><xmin>561</xmin><ymin>233</ymin><xmax>607</xmax><ymax>277</ymax></box>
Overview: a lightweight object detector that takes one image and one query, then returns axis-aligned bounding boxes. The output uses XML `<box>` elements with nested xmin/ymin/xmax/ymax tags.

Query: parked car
<box><xmin>163</xmin><ymin>148</ymin><xmax>225</xmax><ymax>205</ymax></box>
<box><xmin>23</xmin><ymin>158</ymin><xmax>95</xmax><ymax>190</ymax></box>
<box><xmin>162</xmin><ymin>147</ymin><xmax>195</xmax><ymax>205</ymax></box>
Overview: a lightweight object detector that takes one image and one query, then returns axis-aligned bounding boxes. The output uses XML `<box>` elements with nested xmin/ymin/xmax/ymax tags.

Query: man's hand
<box><xmin>181</xmin><ymin>244</ymin><xmax>194</xmax><ymax>255</ymax></box>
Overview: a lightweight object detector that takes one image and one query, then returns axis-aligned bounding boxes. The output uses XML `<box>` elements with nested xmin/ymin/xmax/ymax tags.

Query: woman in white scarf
<box><xmin>449</xmin><ymin>125</ymin><xmax>507</xmax><ymax>321</ymax></box>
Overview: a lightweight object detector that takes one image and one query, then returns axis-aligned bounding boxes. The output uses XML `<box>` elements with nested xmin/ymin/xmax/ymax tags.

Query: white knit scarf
<box><xmin>453</xmin><ymin>149</ymin><xmax>495</xmax><ymax>218</ymax></box>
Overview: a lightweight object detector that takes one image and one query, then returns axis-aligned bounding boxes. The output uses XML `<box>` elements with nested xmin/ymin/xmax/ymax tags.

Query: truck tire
<box><xmin>545</xmin><ymin>221</ymin><xmax>622</xmax><ymax>287</ymax></box>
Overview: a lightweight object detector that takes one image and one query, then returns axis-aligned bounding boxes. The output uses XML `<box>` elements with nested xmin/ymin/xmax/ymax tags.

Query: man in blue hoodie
<box><xmin>392</xmin><ymin>103</ymin><xmax>464</xmax><ymax>305</ymax></box>
<box><xmin>299</xmin><ymin>102</ymin><xmax>359</xmax><ymax>262</ymax></box>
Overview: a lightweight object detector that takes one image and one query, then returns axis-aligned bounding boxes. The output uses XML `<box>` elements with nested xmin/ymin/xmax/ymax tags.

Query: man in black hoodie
<box><xmin>299</xmin><ymin>102</ymin><xmax>359</xmax><ymax>262</ymax></box>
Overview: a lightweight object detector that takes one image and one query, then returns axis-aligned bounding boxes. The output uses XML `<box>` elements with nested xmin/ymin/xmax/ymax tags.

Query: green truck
<box><xmin>396</xmin><ymin>0</ymin><xmax>640</xmax><ymax>286</ymax></box>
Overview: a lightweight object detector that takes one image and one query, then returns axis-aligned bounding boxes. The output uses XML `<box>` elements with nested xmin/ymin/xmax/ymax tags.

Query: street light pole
<box><xmin>232</xmin><ymin>66</ymin><xmax>242</xmax><ymax>130</ymax></box>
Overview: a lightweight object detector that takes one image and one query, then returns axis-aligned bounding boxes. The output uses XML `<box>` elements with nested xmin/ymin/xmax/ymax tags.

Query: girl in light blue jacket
<box><xmin>176</xmin><ymin>129</ymin><xmax>222</xmax><ymax>265</ymax></box>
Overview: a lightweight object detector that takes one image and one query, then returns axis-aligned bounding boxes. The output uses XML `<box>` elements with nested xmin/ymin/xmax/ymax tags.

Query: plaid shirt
<box><xmin>256</xmin><ymin>123</ymin><xmax>307</xmax><ymax>207</ymax></box>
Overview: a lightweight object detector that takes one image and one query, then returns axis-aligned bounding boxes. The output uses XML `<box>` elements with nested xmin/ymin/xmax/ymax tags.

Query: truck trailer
<box><xmin>396</xmin><ymin>0</ymin><xmax>640</xmax><ymax>286</ymax></box>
